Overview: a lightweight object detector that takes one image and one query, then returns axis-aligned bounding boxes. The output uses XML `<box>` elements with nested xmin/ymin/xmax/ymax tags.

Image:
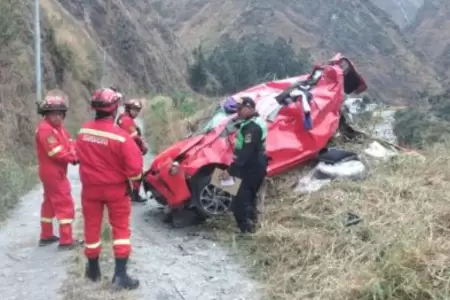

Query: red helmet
<box><xmin>91</xmin><ymin>88</ymin><xmax>122</xmax><ymax>113</ymax></box>
<box><xmin>124</xmin><ymin>98</ymin><xmax>143</xmax><ymax>111</ymax></box>
<box><xmin>38</xmin><ymin>89</ymin><xmax>69</xmax><ymax>115</ymax></box>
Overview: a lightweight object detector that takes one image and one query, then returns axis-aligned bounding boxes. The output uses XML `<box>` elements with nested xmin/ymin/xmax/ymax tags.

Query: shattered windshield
<box><xmin>193</xmin><ymin>108</ymin><xmax>230</xmax><ymax>136</ymax></box>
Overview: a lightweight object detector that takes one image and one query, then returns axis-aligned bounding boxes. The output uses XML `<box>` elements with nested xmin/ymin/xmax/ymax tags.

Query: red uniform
<box><xmin>117</xmin><ymin>112</ymin><xmax>146</xmax><ymax>154</ymax></box>
<box><xmin>35</xmin><ymin>118</ymin><xmax>77</xmax><ymax>245</ymax></box>
<box><xmin>117</xmin><ymin>112</ymin><xmax>147</xmax><ymax>192</ymax></box>
<box><xmin>76</xmin><ymin>118</ymin><xmax>143</xmax><ymax>259</ymax></box>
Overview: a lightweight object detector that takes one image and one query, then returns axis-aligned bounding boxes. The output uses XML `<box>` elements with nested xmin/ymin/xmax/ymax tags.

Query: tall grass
<box><xmin>144</xmin><ymin>93</ymin><xmax>450</xmax><ymax>299</ymax></box>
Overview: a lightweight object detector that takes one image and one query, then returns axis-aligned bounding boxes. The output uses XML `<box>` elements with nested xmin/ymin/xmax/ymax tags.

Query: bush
<box><xmin>393</xmin><ymin>90</ymin><xmax>450</xmax><ymax>148</ymax></box>
<box><xmin>142</xmin><ymin>95</ymin><xmax>200</xmax><ymax>153</ymax></box>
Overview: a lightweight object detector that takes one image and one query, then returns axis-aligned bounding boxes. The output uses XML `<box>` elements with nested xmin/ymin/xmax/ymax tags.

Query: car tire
<box><xmin>191</xmin><ymin>174</ymin><xmax>234</xmax><ymax>218</ymax></box>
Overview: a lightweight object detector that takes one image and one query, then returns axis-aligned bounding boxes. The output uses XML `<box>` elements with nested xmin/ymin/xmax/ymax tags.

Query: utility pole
<box><xmin>34</xmin><ymin>0</ymin><xmax>42</xmax><ymax>103</ymax></box>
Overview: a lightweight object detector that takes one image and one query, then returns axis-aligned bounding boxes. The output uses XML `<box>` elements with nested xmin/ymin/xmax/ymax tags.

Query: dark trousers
<box><xmin>231</xmin><ymin>166</ymin><xmax>266</xmax><ymax>233</ymax></box>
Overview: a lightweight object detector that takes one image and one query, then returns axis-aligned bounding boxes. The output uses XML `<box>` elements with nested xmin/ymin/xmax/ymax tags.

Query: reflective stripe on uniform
<box><xmin>85</xmin><ymin>241</ymin><xmax>101</xmax><ymax>249</ymax></box>
<box><xmin>59</xmin><ymin>219</ymin><xmax>73</xmax><ymax>224</ymax></box>
<box><xmin>113</xmin><ymin>239</ymin><xmax>131</xmax><ymax>246</ymax></box>
<box><xmin>48</xmin><ymin>145</ymin><xmax>63</xmax><ymax>157</ymax></box>
<box><xmin>78</xmin><ymin>128</ymin><xmax>126</xmax><ymax>143</ymax></box>
<box><xmin>41</xmin><ymin>217</ymin><xmax>53</xmax><ymax>223</ymax></box>
<box><xmin>129</xmin><ymin>174</ymin><xmax>141</xmax><ymax>181</ymax></box>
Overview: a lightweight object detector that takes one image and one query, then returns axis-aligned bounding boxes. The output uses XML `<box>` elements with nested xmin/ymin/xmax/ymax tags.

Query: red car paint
<box><xmin>143</xmin><ymin>54</ymin><xmax>367</xmax><ymax>208</ymax></box>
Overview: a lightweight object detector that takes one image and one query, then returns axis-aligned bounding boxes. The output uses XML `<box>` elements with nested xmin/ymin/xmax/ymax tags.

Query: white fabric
<box><xmin>364</xmin><ymin>141</ymin><xmax>397</xmax><ymax>159</ymax></box>
<box><xmin>293</xmin><ymin>170</ymin><xmax>331</xmax><ymax>194</ymax></box>
<box><xmin>294</xmin><ymin>160</ymin><xmax>367</xmax><ymax>194</ymax></box>
<box><xmin>255</xmin><ymin>96</ymin><xmax>281</xmax><ymax>120</ymax></box>
<box><xmin>316</xmin><ymin>160</ymin><xmax>366</xmax><ymax>178</ymax></box>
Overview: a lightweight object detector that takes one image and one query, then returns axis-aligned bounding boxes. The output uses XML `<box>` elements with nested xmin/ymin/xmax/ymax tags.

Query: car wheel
<box><xmin>192</xmin><ymin>174</ymin><xmax>233</xmax><ymax>218</ymax></box>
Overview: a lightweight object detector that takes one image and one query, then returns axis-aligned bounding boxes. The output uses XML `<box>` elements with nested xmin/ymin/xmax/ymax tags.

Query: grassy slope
<box><xmin>144</xmin><ymin>96</ymin><xmax>450</xmax><ymax>299</ymax></box>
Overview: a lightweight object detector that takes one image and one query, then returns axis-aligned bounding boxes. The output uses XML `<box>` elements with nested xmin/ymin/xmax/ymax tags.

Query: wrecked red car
<box><xmin>143</xmin><ymin>53</ymin><xmax>367</xmax><ymax>218</ymax></box>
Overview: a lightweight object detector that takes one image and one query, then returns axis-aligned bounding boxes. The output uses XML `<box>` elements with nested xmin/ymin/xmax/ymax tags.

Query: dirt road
<box><xmin>132</xmin><ymin>118</ymin><xmax>261</xmax><ymax>299</ymax></box>
<box><xmin>0</xmin><ymin>120</ymin><xmax>260</xmax><ymax>299</ymax></box>
<box><xmin>0</xmin><ymin>165</ymin><xmax>81</xmax><ymax>300</ymax></box>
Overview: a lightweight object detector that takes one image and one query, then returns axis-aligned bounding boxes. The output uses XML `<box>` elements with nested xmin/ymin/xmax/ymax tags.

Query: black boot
<box><xmin>38</xmin><ymin>235</ymin><xmax>59</xmax><ymax>247</ymax></box>
<box><xmin>131</xmin><ymin>190</ymin><xmax>147</xmax><ymax>203</ymax></box>
<box><xmin>85</xmin><ymin>257</ymin><xmax>101</xmax><ymax>282</ymax></box>
<box><xmin>112</xmin><ymin>258</ymin><xmax>139</xmax><ymax>290</ymax></box>
<box><xmin>237</xmin><ymin>219</ymin><xmax>255</xmax><ymax>234</ymax></box>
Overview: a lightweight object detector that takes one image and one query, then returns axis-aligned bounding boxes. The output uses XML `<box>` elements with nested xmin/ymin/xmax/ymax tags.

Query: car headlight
<box><xmin>169</xmin><ymin>161</ymin><xmax>180</xmax><ymax>175</ymax></box>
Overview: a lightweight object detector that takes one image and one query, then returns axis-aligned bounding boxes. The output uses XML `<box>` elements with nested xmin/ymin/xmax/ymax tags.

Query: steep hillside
<box><xmin>0</xmin><ymin>0</ymin><xmax>191</xmax><ymax>173</ymax></box>
<box><xmin>0</xmin><ymin>0</ymin><xmax>94</xmax><ymax>163</ymax></box>
<box><xmin>406</xmin><ymin>0</ymin><xmax>450</xmax><ymax>80</ymax></box>
<box><xmin>151</xmin><ymin>0</ymin><xmax>442</xmax><ymax>104</ymax></box>
<box><xmin>0</xmin><ymin>0</ymin><xmax>100</xmax><ymax>212</ymax></box>
<box><xmin>6</xmin><ymin>0</ymin><xmax>193</xmax><ymax>156</ymax></box>
<box><xmin>372</xmin><ymin>0</ymin><xmax>422</xmax><ymax>28</ymax></box>
<box><xmin>50</xmin><ymin>0</ymin><xmax>190</xmax><ymax>93</ymax></box>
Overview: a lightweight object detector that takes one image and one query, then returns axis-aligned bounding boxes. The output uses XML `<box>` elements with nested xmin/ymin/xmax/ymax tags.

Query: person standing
<box><xmin>76</xmin><ymin>88</ymin><xmax>143</xmax><ymax>290</ymax></box>
<box><xmin>220</xmin><ymin>97</ymin><xmax>268</xmax><ymax>234</ymax></box>
<box><xmin>117</xmin><ymin>98</ymin><xmax>148</xmax><ymax>203</ymax></box>
<box><xmin>35</xmin><ymin>89</ymin><xmax>80</xmax><ymax>249</ymax></box>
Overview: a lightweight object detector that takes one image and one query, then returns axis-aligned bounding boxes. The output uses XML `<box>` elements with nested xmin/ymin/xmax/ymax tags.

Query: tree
<box><xmin>187</xmin><ymin>34</ymin><xmax>313</xmax><ymax>94</ymax></box>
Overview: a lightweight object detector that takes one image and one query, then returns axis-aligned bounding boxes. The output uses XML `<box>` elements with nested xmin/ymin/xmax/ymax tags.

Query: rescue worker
<box><xmin>76</xmin><ymin>88</ymin><xmax>143</xmax><ymax>290</ymax></box>
<box><xmin>35</xmin><ymin>89</ymin><xmax>80</xmax><ymax>249</ymax></box>
<box><xmin>220</xmin><ymin>96</ymin><xmax>268</xmax><ymax>234</ymax></box>
<box><xmin>117</xmin><ymin>98</ymin><xmax>148</xmax><ymax>203</ymax></box>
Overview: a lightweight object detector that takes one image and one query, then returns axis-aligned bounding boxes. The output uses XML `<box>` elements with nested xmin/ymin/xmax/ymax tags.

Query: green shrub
<box><xmin>393</xmin><ymin>89</ymin><xmax>450</xmax><ymax>148</ymax></box>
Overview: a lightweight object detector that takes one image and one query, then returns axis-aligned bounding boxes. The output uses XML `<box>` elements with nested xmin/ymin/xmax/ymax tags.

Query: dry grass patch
<box><xmin>211</xmin><ymin>147</ymin><xmax>450</xmax><ymax>300</ymax></box>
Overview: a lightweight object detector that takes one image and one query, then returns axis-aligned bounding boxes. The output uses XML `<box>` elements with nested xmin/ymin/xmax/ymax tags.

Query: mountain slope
<box><xmin>0</xmin><ymin>0</ymin><xmax>95</xmax><ymax>163</ymax></box>
<box><xmin>0</xmin><ymin>0</ymin><xmax>193</xmax><ymax>165</ymax></box>
<box><xmin>53</xmin><ymin>0</ymin><xmax>190</xmax><ymax>93</ymax></box>
<box><xmin>406</xmin><ymin>0</ymin><xmax>450</xmax><ymax>81</ymax></box>
<box><xmin>372</xmin><ymin>0</ymin><xmax>422</xmax><ymax>28</ymax></box>
<box><xmin>151</xmin><ymin>0</ymin><xmax>442</xmax><ymax>104</ymax></box>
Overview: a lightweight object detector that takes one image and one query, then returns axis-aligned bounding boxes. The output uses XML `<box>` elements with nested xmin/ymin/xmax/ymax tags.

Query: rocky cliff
<box><xmin>150</xmin><ymin>0</ymin><xmax>441</xmax><ymax>104</ymax></box>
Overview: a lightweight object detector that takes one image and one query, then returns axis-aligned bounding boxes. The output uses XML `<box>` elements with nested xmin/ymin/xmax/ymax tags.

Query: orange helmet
<box><xmin>124</xmin><ymin>98</ymin><xmax>143</xmax><ymax>111</ymax></box>
<box><xmin>38</xmin><ymin>89</ymin><xmax>69</xmax><ymax>115</ymax></box>
<box><xmin>91</xmin><ymin>88</ymin><xmax>122</xmax><ymax>113</ymax></box>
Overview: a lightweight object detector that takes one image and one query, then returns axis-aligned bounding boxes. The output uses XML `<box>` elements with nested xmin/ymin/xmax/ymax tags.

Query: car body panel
<box><xmin>144</xmin><ymin>53</ymin><xmax>367</xmax><ymax>208</ymax></box>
